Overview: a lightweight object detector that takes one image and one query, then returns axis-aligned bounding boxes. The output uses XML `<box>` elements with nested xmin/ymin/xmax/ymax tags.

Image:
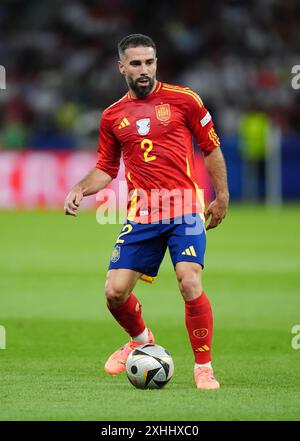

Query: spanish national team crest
<box><xmin>111</xmin><ymin>245</ymin><xmax>121</xmax><ymax>263</ymax></box>
<box><xmin>193</xmin><ymin>328</ymin><xmax>208</xmax><ymax>339</ymax></box>
<box><xmin>155</xmin><ymin>103</ymin><xmax>171</xmax><ymax>122</ymax></box>
<box><xmin>136</xmin><ymin>118</ymin><xmax>150</xmax><ymax>135</ymax></box>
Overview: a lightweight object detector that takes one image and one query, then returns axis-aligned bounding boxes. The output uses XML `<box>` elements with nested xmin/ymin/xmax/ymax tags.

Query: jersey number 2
<box><xmin>141</xmin><ymin>139</ymin><xmax>156</xmax><ymax>162</ymax></box>
<box><xmin>116</xmin><ymin>224</ymin><xmax>133</xmax><ymax>244</ymax></box>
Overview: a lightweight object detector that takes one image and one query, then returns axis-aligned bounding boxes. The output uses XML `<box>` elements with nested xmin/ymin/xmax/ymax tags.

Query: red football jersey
<box><xmin>96</xmin><ymin>81</ymin><xmax>220</xmax><ymax>222</ymax></box>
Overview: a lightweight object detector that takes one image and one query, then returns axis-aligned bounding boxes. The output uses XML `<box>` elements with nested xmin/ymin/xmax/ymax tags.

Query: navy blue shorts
<box><xmin>108</xmin><ymin>214</ymin><xmax>206</xmax><ymax>281</ymax></box>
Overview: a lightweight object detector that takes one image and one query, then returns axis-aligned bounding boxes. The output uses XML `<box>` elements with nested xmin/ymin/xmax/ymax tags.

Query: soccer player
<box><xmin>64</xmin><ymin>34</ymin><xmax>229</xmax><ymax>390</ymax></box>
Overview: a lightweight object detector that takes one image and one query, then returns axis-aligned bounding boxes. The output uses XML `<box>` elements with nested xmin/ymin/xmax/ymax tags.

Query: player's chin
<box><xmin>135</xmin><ymin>84</ymin><xmax>152</xmax><ymax>98</ymax></box>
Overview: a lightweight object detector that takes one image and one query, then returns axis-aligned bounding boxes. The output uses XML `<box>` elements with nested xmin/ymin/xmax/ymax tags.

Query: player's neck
<box><xmin>128</xmin><ymin>80</ymin><xmax>158</xmax><ymax>100</ymax></box>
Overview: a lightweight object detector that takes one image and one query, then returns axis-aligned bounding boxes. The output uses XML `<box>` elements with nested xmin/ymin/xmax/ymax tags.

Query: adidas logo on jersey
<box><xmin>181</xmin><ymin>246</ymin><xmax>197</xmax><ymax>256</ymax></box>
<box><xmin>118</xmin><ymin>117</ymin><xmax>130</xmax><ymax>129</ymax></box>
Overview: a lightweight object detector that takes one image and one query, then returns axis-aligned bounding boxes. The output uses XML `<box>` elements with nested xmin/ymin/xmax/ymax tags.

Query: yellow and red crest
<box><xmin>193</xmin><ymin>328</ymin><xmax>208</xmax><ymax>339</ymax></box>
<box><xmin>155</xmin><ymin>103</ymin><xmax>171</xmax><ymax>122</ymax></box>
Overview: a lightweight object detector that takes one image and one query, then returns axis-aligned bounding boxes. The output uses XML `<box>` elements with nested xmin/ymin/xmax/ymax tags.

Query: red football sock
<box><xmin>185</xmin><ymin>292</ymin><xmax>213</xmax><ymax>364</ymax></box>
<box><xmin>107</xmin><ymin>293</ymin><xmax>146</xmax><ymax>338</ymax></box>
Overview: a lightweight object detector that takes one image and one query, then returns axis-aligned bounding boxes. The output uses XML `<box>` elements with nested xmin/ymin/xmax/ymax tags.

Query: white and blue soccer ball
<box><xmin>126</xmin><ymin>343</ymin><xmax>174</xmax><ymax>389</ymax></box>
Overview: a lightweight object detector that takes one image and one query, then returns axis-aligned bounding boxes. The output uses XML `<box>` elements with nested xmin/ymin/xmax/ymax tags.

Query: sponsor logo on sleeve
<box><xmin>200</xmin><ymin>111</ymin><xmax>211</xmax><ymax>127</ymax></box>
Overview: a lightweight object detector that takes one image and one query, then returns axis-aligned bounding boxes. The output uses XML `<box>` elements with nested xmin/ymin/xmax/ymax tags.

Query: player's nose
<box><xmin>140</xmin><ymin>63</ymin><xmax>150</xmax><ymax>75</ymax></box>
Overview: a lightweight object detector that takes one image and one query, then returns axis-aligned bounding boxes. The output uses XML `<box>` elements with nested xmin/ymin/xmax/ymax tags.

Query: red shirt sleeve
<box><xmin>185</xmin><ymin>91</ymin><xmax>221</xmax><ymax>153</ymax></box>
<box><xmin>95</xmin><ymin>111</ymin><xmax>121</xmax><ymax>179</ymax></box>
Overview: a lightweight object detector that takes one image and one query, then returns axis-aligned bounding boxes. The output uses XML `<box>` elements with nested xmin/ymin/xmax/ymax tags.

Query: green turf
<box><xmin>1</xmin><ymin>206</ymin><xmax>300</xmax><ymax>421</ymax></box>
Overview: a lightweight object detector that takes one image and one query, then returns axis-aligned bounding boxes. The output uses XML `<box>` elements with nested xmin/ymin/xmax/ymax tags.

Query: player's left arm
<box><xmin>186</xmin><ymin>92</ymin><xmax>229</xmax><ymax>230</ymax></box>
<box><xmin>203</xmin><ymin>147</ymin><xmax>229</xmax><ymax>230</ymax></box>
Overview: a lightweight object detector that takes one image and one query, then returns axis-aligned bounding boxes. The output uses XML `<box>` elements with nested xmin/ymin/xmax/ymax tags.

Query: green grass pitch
<box><xmin>0</xmin><ymin>205</ymin><xmax>300</xmax><ymax>421</ymax></box>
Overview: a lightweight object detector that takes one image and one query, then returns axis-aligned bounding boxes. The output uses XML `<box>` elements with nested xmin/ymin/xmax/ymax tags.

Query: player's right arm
<box><xmin>64</xmin><ymin>168</ymin><xmax>112</xmax><ymax>216</ymax></box>
<box><xmin>64</xmin><ymin>110</ymin><xmax>121</xmax><ymax>216</ymax></box>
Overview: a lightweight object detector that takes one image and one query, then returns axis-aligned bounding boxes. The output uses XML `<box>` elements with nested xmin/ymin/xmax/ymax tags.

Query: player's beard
<box><xmin>127</xmin><ymin>75</ymin><xmax>155</xmax><ymax>99</ymax></box>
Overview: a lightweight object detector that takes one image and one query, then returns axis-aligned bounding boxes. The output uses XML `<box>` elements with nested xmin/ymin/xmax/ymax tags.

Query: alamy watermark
<box><xmin>95</xmin><ymin>183</ymin><xmax>205</xmax><ymax>235</ymax></box>
<box><xmin>0</xmin><ymin>325</ymin><xmax>6</xmax><ymax>349</ymax></box>
<box><xmin>291</xmin><ymin>65</ymin><xmax>300</xmax><ymax>90</ymax></box>
<box><xmin>291</xmin><ymin>325</ymin><xmax>300</xmax><ymax>350</ymax></box>
<box><xmin>0</xmin><ymin>65</ymin><xmax>6</xmax><ymax>90</ymax></box>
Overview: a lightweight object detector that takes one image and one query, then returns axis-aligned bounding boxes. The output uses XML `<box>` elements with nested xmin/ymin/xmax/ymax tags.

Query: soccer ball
<box><xmin>126</xmin><ymin>343</ymin><xmax>174</xmax><ymax>389</ymax></box>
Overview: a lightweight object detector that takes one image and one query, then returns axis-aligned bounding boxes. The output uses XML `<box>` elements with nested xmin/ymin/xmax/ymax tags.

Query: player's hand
<box><xmin>64</xmin><ymin>188</ymin><xmax>83</xmax><ymax>216</ymax></box>
<box><xmin>205</xmin><ymin>196</ymin><xmax>228</xmax><ymax>230</ymax></box>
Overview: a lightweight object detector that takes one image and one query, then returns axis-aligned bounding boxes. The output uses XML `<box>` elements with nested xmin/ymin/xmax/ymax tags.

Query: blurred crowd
<box><xmin>0</xmin><ymin>0</ymin><xmax>299</xmax><ymax>150</ymax></box>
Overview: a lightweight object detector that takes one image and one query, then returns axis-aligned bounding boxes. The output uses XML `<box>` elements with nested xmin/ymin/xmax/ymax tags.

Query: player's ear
<box><xmin>118</xmin><ymin>61</ymin><xmax>125</xmax><ymax>75</ymax></box>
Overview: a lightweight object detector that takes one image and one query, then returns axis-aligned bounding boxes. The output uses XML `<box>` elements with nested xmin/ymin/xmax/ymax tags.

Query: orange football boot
<box><xmin>104</xmin><ymin>329</ymin><xmax>155</xmax><ymax>375</ymax></box>
<box><xmin>194</xmin><ymin>366</ymin><xmax>220</xmax><ymax>390</ymax></box>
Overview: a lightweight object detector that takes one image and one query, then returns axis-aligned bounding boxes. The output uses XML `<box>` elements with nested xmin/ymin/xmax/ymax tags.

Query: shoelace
<box><xmin>116</xmin><ymin>342</ymin><xmax>139</xmax><ymax>364</ymax></box>
<box><xmin>196</xmin><ymin>368</ymin><xmax>215</xmax><ymax>381</ymax></box>
<box><xmin>119</xmin><ymin>341</ymin><xmax>138</xmax><ymax>355</ymax></box>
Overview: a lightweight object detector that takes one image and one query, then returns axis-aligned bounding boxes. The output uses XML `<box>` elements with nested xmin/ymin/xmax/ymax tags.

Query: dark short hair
<box><xmin>118</xmin><ymin>34</ymin><xmax>156</xmax><ymax>59</ymax></box>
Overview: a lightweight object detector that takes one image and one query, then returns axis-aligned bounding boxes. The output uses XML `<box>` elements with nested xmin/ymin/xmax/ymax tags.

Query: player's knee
<box><xmin>105</xmin><ymin>280</ymin><xmax>128</xmax><ymax>306</ymax></box>
<box><xmin>178</xmin><ymin>273</ymin><xmax>202</xmax><ymax>301</ymax></box>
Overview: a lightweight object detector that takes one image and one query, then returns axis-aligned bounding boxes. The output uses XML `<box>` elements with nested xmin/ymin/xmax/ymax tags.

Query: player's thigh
<box><xmin>109</xmin><ymin>221</ymin><xmax>167</xmax><ymax>279</ymax></box>
<box><xmin>167</xmin><ymin>214</ymin><xmax>206</xmax><ymax>269</ymax></box>
<box><xmin>105</xmin><ymin>268</ymin><xmax>141</xmax><ymax>303</ymax></box>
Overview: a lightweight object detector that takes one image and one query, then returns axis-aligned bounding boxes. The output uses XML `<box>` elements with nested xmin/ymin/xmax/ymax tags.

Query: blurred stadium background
<box><xmin>1</xmin><ymin>0</ymin><xmax>300</xmax><ymax>205</ymax></box>
<box><xmin>1</xmin><ymin>0</ymin><xmax>300</xmax><ymax>421</ymax></box>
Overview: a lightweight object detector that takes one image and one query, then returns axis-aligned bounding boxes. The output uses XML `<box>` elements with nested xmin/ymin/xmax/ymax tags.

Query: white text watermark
<box><xmin>291</xmin><ymin>325</ymin><xmax>300</xmax><ymax>350</ymax></box>
<box><xmin>291</xmin><ymin>65</ymin><xmax>300</xmax><ymax>90</ymax></box>
<box><xmin>95</xmin><ymin>183</ymin><xmax>205</xmax><ymax>234</ymax></box>
<box><xmin>0</xmin><ymin>65</ymin><xmax>6</xmax><ymax>90</ymax></box>
<box><xmin>0</xmin><ymin>325</ymin><xmax>6</xmax><ymax>349</ymax></box>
